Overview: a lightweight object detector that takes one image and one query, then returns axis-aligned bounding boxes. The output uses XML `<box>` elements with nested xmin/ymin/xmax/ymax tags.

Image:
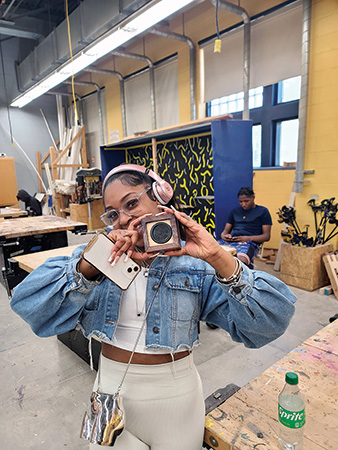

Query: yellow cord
<box><xmin>65</xmin><ymin>0</ymin><xmax>79</xmax><ymax>123</ymax></box>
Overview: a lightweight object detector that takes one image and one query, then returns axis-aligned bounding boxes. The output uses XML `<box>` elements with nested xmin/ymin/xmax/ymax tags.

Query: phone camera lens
<box><xmin>134</xmin><ymin>266</ymin><xmax>139</xmax><ymax>271</ymax></box>
<box><xmin>150</xmin><ymin>222</ymin><xmax>172</xmax><ymax>244</ymax></box>
<box><xmin>127</xmin><ymin>267</ymin><xmax>132</xmax><ymax>273</ymax></box>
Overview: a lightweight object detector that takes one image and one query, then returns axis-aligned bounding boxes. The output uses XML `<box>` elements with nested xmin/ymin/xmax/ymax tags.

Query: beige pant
<box><xmin>89</xmin><ymin>354</ymin><xmax>205</xmax><ymax>450</ymax></box>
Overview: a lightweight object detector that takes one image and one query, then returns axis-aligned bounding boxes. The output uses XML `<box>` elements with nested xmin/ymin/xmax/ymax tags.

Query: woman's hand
<box><xmin>157</xmin><ymin>206</ymin><xmax>236</xmax><ymax>276</ymax></box>
<box><xmin>106</xmin><ymin>214</ymin><xmax>157</xmax><ymax>265</ymax></box>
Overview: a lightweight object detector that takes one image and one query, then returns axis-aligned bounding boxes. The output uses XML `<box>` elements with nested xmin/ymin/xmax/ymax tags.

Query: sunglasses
<box><xmin>100</xmin><ymin>187</ymin><xmax>152</xmax><ymax>227</ymax></box>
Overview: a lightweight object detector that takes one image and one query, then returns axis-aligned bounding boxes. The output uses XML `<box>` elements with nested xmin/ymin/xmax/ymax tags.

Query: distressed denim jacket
<box><xmin>10</xmin><ymin>244</ymin><xmax>296</xmax><ymax>351</ymax></box>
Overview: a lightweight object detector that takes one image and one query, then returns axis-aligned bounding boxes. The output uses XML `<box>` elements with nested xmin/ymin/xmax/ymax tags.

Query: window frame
<box><xmin>206</xmin><ymin>82</ymin><xmax>299</xmax><ymax>168</ymax></box>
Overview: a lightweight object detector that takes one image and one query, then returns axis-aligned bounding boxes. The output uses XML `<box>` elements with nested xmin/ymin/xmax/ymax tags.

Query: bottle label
<box><xmin>278</xmin><ymin>404</ymin><xmax>305</xmax><ymax>429</ymax></box>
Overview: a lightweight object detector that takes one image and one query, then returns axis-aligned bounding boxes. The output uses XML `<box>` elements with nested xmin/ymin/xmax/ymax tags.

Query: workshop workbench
<box><xmin>1</xmin><ymin>215</ymin><xmax>87</xmax><ymax>291</ymax></box>
<box><xmin>13</xmin><ymin>244</ymin><xmax>79</xmax><ymax>273</ymax></box>
<box><xmin>204</xmin><ymin>320</ymin><xmax>338</xmax><ymax>450</ymax></box>
<box><xmin>0</xmin><ymin>207</ymin><xmax>28</xmax><ymax>219</ymax></box>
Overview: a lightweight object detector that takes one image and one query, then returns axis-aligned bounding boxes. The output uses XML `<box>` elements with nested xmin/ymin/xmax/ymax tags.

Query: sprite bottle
<box><xmin>278</xmin><ymin>372</ymin><xmax>305</xmax><ymax>449</ymax></box>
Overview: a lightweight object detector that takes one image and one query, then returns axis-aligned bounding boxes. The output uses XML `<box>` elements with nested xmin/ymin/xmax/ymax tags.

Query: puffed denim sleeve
<box><xmin>200</xmin><ymin>263</ymin><xmax>297</xmax><ymax>348</ymax></box>
<box><xmin>10</xmin><ymin>244</ymin><xmax>101</xmax><ymax>337</ymax></box>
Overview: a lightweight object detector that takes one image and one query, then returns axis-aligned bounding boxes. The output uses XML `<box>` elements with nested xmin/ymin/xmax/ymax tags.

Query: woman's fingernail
<box><xmin>111</xmin><ymin>256</ymin><xmax>120</xmax><ymax>267</ymax></box>
<box><xmin>108</xmin><ymin>252</ymin><xmax>116</xmax><ymax>263</ymax></box>
<box><xmin>124</xmin><ymin>254</ymin><xmax>129</xmax><ymax>263</ymax></box>
<box><xmin>170</xmin><ymin>205</ymin><xmax>177</xmax><ymax>211</ymax></box>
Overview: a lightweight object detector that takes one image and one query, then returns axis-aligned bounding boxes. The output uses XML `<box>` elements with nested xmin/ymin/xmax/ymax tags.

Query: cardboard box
<box><xmin>70</xmin><ymin>199</ymin><xmax>105</xmax><ymax>231</ymax></box>
<box><xmin>280</xmin><ymin>242</ymin><xmax>333</xmax><ymax>291</ymax></box>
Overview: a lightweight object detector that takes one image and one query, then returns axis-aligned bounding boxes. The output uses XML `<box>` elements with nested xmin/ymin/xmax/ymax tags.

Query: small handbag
<box><xmin>80</xmin><ymin>258</ymin><xmax>171</xmax><ymax>446</ymax></box>
<box><xmin>80</xmin><ymin>390</ymin><xmax>124</xmax><ymax>446</ymax></box>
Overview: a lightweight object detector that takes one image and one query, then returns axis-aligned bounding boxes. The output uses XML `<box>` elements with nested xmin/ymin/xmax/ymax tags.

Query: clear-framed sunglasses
<box><xmin>100</xmin><ymin>186</ymin><xmax>152</xmax><ymax>227</ymax></box>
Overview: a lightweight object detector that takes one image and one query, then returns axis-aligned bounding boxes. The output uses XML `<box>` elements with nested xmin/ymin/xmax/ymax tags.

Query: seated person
<box><xmin>16</xmin><ymin>190</ymin><xmax>42</xmax><ymax>216</ymax></box>
<box><xmin>218</xmin><ymin>187</ymin><xmax>272</xmax><ymax>267</ymax></box>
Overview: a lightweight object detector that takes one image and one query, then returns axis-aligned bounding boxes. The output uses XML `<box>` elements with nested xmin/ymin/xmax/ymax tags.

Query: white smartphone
<box><xmin>82</xmin><ymin>233</ymin><xmax>141</xmax><ymax>290</ymax></box>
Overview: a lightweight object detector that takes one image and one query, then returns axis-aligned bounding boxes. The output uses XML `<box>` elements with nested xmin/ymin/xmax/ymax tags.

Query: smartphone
<box><xmin>82</xmin><ymin>233</ymin><xmax>141</xmax><ymax>290</ymax></box>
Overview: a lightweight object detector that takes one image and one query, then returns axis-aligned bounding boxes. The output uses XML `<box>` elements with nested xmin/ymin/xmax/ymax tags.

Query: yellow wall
<box><xmin>253</xmin><ymin>169</ymin><xmax>295</xmax><ymax>249</ymax></box>
<box><xmin>80</xmin><ymin>0</ymin><xmax>338</xmax><ymax>250</ymax></box>
<box><xmin>295</xmin><ymin>0</ymin><xmax>338</xmax><ymax>250</ymax></box>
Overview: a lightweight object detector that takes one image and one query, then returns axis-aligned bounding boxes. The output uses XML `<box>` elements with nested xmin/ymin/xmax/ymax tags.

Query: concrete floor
<box><xmin>1</xmin><ymin>231</ymin><xmax>338</xmax><ymax>449</ymax></box>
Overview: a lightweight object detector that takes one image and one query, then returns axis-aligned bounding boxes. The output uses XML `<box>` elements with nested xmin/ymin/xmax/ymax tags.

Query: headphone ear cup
<box><xmin>152</xmin><ymin>182</ymin><xmax>167</xmax><ymax>205</ymax></box>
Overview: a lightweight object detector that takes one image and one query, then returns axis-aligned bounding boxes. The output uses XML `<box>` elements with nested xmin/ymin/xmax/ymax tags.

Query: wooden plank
<box><xmin>13</xmin><ymin>245</ymin><xmax>79</xmax><ymax>273</ymax></box>
<box><xmin>303</xmin><ymin>321</ymin><xmax>338</xmax><ymax>356</ymax></box>
<box><xmin>323</xmin><ymin>252</ymin><xmax>338</xmax><ymax>300</ymax></box>
<box><xmin>120</xmin><ymin>113</ymin><xmax>233</xmax><ymax>143</ymax></box>
<box><xmin>205</xmin><ymin>321</ymin><xmax>338</xmax><ymax>449</ymax></box>
<box><xmin>205</xmin><ymin>393</ymin><xmax>320</xmax><ymax>450</ymax></box>
<box><xmin>0</xmin><ymin>215</ymin><xmax>86</xmax><ymax>239</ymax></box>
<box><xmin>0</xmin><ymin>208</ymin><xmax>28</xmax><ymax>218</ymax></box>
<box><xmin>53</xmin><ymin>127</ymin><xmax>84</xmax><ymax>165</ymax></box>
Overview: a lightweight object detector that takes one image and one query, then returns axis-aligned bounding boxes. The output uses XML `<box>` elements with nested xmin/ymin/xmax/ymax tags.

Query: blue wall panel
<box><xmin>213</xmin><ymin>120</ymin><xmax>253</xmax><ymax>239</ymax></box>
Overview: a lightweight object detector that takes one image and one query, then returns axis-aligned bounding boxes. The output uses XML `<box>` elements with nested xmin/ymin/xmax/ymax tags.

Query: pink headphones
<box><xmin>102</xmin><ymin>164</ymin><xmax>173</xmax><ymax>205</ymax></box>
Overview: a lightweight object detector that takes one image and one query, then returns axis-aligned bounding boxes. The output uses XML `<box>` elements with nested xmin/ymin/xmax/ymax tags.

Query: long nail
<box><xmin>124</xmin><ymin>253</ymin><xmax>130</xmax><ymax>263</ymax></box>
<box><xmin>111</xmin><ymin>255</ymin><xmax>120</xmax><ymax>267</ymax></box>
<box><xmin>170</xmin><ymin>205</ymin><xmax>177</xmax><ymax>212</ymax></box>
<box><xmin>108</xmin><ymin>252</ymin><xmax>116</xmax><ymax>263</ymax></box>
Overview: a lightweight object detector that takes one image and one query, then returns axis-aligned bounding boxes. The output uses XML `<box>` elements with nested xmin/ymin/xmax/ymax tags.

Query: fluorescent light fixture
<box><xmin>11</xmin><ymin>0</ymin><xmax>195</xmax><ymax>108</ymax></box>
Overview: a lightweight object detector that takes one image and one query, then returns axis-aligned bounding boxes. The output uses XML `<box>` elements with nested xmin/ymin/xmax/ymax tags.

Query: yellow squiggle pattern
<box><xmin>126</xmin><ymin>133</ymin><xmax>215</xmax><ymax>235</ymax></box>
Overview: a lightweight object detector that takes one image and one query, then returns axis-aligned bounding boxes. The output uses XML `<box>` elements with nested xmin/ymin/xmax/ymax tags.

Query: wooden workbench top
<box><xmin>204</xmin><ymin>320</ymin><xmax>338</xmax><ymax>449</ymax></box>
<box><xmin>13</xmin><ymin>245</ymin><xmax>80</xmax><ymax>273</ymax></box>
<box><xmin>0</xmin><ymin>215</ymin><xmax>87</xmax><ymax>239</ymax></box>
<box><xmin>0</xmin><ymin>207</ymin><xmax>28</xmax><ymax>218</ymax></box>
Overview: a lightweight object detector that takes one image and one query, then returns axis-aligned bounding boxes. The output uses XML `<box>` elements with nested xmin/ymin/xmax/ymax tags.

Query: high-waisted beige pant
<box><xmin>89</xmin><ymin>353</ymin><xmax>205</xmax><ymax>450</ymax></box>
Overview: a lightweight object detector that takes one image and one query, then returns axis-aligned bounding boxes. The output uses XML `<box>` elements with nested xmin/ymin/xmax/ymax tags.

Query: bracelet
<box><xmin>215</xmin><ymin>258</ymin><xmax>243</xmax><ymax>285</ymax></box>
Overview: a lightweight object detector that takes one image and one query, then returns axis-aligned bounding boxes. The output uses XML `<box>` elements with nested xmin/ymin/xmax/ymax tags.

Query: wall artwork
<box><xmin>126</xmin><ymin>132</ymin><xmax>215</xmax><ymax>235</ymax></box>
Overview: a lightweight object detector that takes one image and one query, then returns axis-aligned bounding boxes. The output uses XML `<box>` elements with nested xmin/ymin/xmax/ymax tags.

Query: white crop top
<box><xmin>113</xmin><ymin>267</ymin><xmax>175</xmax><ymax>354</ymax></box>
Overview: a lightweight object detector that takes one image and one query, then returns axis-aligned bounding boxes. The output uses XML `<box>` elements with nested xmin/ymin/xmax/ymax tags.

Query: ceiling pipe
<box><xmin>149</xmin><ymin>27</ymin><xmax>196</xmax><ymax>121</ymax></box>
<box><xmin>210</xmin><ymin>0</ymin><xmax>251</xmax><ymax>120</ymax></box>
<box><xmin>293</xmin><ymin>0</ymin><xmax>311</xmax><ymax>194</ymax></box>
<box><xmin>64</xmin><ymin>80</ymin><xmax>105</xmax><ymax>145</ymax></box>
<box><xmin>111</xmin><ymin>49</ymin><xmax>157</xmax><ymax>130</ymax></box>
<box><xmin>84</xmin><ymin>66</ymin><xmax>127</xmax><ymax>138</ymax></box>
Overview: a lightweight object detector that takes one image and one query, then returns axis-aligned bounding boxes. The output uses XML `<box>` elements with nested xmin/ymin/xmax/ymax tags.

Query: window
<box><xmin>252</xmin><ymin>125</ymin><xmax>262</xmax><ymax>168</ymax></box>
<box><xmin>277</xmin><ymin>76</ymin><xmax>301</xmax><ymax>103</ymax></box>
<box><xmin>275</xmin><ymin>119</ymin><xmax>299</xmax><ymax>166</ymax></box>
<box><xmin>209</xmin><ymin>86</ymin><xmax>263</xmax><ymax>116</ymax></box>
<box><xmin>207</xmin><ymin>78</ymin><xmax>300</xmax><ymax>168</ymax></box>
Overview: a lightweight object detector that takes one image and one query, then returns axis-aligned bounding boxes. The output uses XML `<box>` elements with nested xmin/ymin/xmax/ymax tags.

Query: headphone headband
<box><xmin>102</xmin><ymin>164</ymin><xmax>173</xmax><ymax>205</ymax></box>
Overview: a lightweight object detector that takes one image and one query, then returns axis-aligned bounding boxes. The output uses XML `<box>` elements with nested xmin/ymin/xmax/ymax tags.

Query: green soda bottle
<box><xmin>278</xmin><ymin>372</ymin><xmax>305</xmax><ymax>449</ymax></box>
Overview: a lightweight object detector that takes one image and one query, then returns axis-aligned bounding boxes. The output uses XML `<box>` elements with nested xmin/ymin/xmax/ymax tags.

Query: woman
<box><xmin>11</xmin><ymin>164</ymin><xmax>297</xmax><ymax>450</ymax></box>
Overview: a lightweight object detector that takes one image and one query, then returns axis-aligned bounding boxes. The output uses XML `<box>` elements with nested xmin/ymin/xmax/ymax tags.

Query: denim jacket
<box><xmin>10</xmin><ymin>244</ymin><xmax>296</xmax><ymax>351</ymax></box>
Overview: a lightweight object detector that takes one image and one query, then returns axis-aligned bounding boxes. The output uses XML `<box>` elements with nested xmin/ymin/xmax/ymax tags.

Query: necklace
<box><xmin>134</xmin><ymin>267</ymin><xmax>148</xmax><ymax>316</ymax></box>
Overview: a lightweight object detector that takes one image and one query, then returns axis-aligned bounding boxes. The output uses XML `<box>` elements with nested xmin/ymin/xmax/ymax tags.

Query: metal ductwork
<box><xmin>149</xmin><ymin>27</ymin><xmax>196</xmax><ymax>121</ymax></box>
<box><xmin>112</xmin><ymin>50</ymin><xmax>157</xmax><ymax>130</ymax></box>
<box><xmin>64</xmin><ymin>80</ymin><xmax>105</xmax><ymax>145</ymax></box>
<box><xmin>293</xmin><ymin>0</ymin><xmax>311</xmax><ymax>194</ymax></box>
<box><xmin>210</xmin><ymin>0</ymin><xmax>251</xmax><ymax>120</ymax></box>
<box><xmin>84</xmin><ymin>67</ymin><xmax>127</xmax><ymax>138</ymax></box>
<box><xmin>15</xmin><ymin>0</ymin><xmax>151</xmax><ymax>92</ymax></box>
